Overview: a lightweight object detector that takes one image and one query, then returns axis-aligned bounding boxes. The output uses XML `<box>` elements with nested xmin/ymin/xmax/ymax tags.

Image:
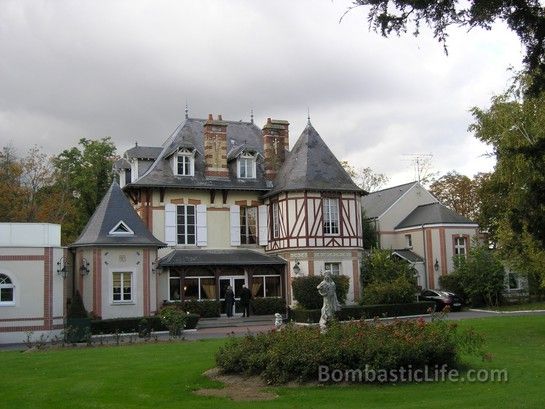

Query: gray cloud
<box><xmin>0</xmin><ymin>0</ymin><xmax>522</xmax><ymax>185</ymax></box>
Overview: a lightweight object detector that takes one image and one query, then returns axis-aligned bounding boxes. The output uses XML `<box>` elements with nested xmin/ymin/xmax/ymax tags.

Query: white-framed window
<box><xmin>177</xmin><ymin>205</ymin><xmax>196</xmax><ymax>245</ymax></box>
<box><xmin>240</xmin><ymin>207</ymin><xmax>258</xmax><ymax>244</ymax></box>
<box><xmin>238</xmin><ymin>155</ymin><xmax>256</xmax><ymax>179</ymax></box>
<box><xmin>175</xmin><ymin>149</ymin><xmax>195</xmax><ymax>176</ymax></box>
<box><xmin>507</xmin><ymin>272</ymin><xmax>520</xmax><ymax>290</ymax></box>
<box><xmin>109</xmin><ymin>221</ymin><xmax>134</xmax><ymax>236</ymax></box>
<box><xmin>0</xmin><ymin>273</ymin><xmax>15</xmax><ymax>305</ymax></box>
<box><xmin>324</xmin><ymin>262</ymin><xmax>341</xmax><ymax>276</ymax></box>
<box><xmin>272</xmin><ymin>202</ymin><xmax>280</xmax><ymax>238</ymax></box>
<box><xmin>454</xmin><ymin>236</ymin><xmax>467</xmax><ymax>256</ymax></box>
<box><xmin>112</xmin><ymin>271</ymin><xmax>132</xmax><ymax>303</ymax></box>
<box><xmin>169</xmin><ymin>273</ymin><xmax>216</xmax><ymax>301</ymax></box>
<box><xmin>323</xmin><ymin>197</ymin><xmax>339</xmax><ymax>235</ymax></box>
<box><xmin>251</xmin><ymin>275</ymin><xmax>281</xmax><ymax>298</ymax></box>
<box><xmin>405</xmin><ymin>234</ymin><xmax>412</xmax><ymax>248</ymax></box>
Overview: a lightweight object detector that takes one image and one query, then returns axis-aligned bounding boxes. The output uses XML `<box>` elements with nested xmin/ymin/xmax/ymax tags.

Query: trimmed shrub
<box><xmin>250</xmin><ymin>297</ymin><xmax>286</xmax><ymax>315</ymax></box>
<box><xmin>362</xmin><ymin>275</ymin><xmax>417</xmax><ymax>305</ymax></box>
<box><xmin>163</xmin><ymin>299</ymin><xmax>221</xmax><ymax>318</ymax></box>
<box><xmin>216</xmin><ymin>319</ymin><xmax>484</xmax><ymax>384</ymax></box>
<box><xmin>439</xmin><ymin>273</ymin><xmax>467</xmax><ymax>301</ymax></box>
<box><xmin>160</xmin><ymin>306</ymin><xmax>188</xmax><ymax>337</ymax></box>
<box><xmin>90</xmin><ymin>314</ymin><xmax>199</xmax><ymax>335</ymax></box>
<box><xmin>289</xmin><ymin>302</ymin><xmax>435</xmax><ymax>323</ymax></box>
<box><xmin>292</xmin><ymin>275</ymin><xmax>350</xmax><ymax>309</ymax></box>
<box><xmin>66</xmin><ymin>290</ymin><xmax>91</xmax><ymax>343</ymax></box>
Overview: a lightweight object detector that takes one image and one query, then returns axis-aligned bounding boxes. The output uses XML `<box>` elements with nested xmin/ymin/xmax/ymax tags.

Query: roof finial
<box><xmin>307</xmin><ymin>107</ymin><xmax>311</xmax><ymax>125</ymax></box>
<box><xmin>250</xmin><ymin>109</ymin><xmax>254</xmax><ymax>124</ymax></box>
<box><xmin>185</xmin><ymin>99</ymin><xmax>189</xmax><ymax>119</ymax></box>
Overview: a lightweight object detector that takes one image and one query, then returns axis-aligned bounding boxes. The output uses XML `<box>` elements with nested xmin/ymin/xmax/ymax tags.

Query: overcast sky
<box><xmin>0</xmin><ymin>0</ymin><xmax>523</xmax><ymax>187</ymax></box>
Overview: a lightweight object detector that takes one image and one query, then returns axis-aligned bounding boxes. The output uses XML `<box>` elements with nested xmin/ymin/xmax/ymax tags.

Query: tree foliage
<box><xmin>450</xmin><ymin>244</ymin><xmax>506</xmax><ymax>307</ymax></box>
<box><xmin>361</xmin><ymin>249</ymin><xmax>418</xmax><ymax>304</ymax></box>
<box><xmin>469</xmin><ymin>75</ymin><xmax>545</xmax><ymax>286</ymax></box>
<box><xmin>0</xmin><ymin>138</ymin><xmax>117</xmax><ymax>245</ymax></box>
<box><xmin>346</xmin><ymin>0</ymin><xmax>545</xmax><ymax>95</ymax></box>
<box><xmin>341</xmin><ymin>160</ymin><xmax>389</xmax><ymax>192</ymax></box>
<box><xmin>52</xmin><ymin>138</ymin><xmax>117</xmax><ymax>243</ymax></box>
<box><xmin>429</xmin><ymin>170</ymin><xmax>485</xmax><ymax>221</ymax></box>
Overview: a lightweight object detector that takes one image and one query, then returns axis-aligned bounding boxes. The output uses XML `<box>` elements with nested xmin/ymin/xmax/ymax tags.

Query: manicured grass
<box><xmin>3</xmin><ymin>315</ymin><xmax>545</xmax><ymax>408</ymax></box>
<box><xmin>482</xmin><ymin>301</ymin><xmax>545</xmax><ymax>311</ymax></box>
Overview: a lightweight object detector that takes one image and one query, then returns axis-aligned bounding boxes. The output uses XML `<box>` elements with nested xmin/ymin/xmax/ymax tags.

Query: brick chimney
<box><xmin>262</xmin><ymin>118</ymin><xmax>289</xmax><ymax>180</ymax></box>
<box><xmin>204</xmin><ymin>114</ymin><xmax>228</xmax><ymax>177</ymax></box>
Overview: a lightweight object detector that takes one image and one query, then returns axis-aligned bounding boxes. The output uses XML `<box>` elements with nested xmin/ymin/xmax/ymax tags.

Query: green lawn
<box><xmin>482</xmin><ymin>301</ymin><xmax>545</xmax><ymax>311</ymax></box>
<box><xmin>3</xmin><ymin>315</ymin><xmax>545</xmax><ymax>409</ymax></box>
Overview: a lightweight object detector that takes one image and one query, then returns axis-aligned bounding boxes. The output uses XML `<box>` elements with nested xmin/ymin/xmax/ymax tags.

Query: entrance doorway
<box><xmin>219</xmin><ymin>276</ymin><xmax>246</xmax><ymax>316</ymax></box>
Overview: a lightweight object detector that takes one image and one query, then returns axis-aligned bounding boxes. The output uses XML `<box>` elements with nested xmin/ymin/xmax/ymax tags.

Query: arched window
<box><xmin>0</xmin><ymin>274</ymin><xmax>15</xmax><ymax>305</ymax></box>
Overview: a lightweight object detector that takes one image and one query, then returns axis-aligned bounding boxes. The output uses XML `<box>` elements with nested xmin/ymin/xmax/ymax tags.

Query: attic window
<box><xmin>109</xmin><ymin>221</ymin><xmax>134</xmax><ymax>236</ymax></box>
<box><xmin>175</xmin><ymin>148</ymin><xmax>195</xmax><ymax>176</ymax></box>
<box><xmin>238</xmin><ymin>152</ymin><xmax>256</xmax><ymax>179</ymax></box>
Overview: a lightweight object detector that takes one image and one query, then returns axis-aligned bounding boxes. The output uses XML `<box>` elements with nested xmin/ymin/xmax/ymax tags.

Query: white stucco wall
<box><xmin>0</xmin><ymin>223</ymin><xmax>65</xmax><ymax>344</ymax></box>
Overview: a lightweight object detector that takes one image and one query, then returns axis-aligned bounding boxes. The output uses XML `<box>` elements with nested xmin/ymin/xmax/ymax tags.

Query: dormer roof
<box><xmin>126</xmin><ymin>118</ymin><xmax>270</xmax><ymax>191</ymax></box>
<box><xmin>70</xmin><ymin>181</ymin><xmax>165</xmax><ymax>248</ymax></box>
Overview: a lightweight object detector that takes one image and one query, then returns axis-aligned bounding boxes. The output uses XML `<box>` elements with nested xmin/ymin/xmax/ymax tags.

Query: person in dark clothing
<box><xmin>225</xmin><ymin>285</ymin><xmax>235</xmax><ymax>317</ymax></box>
<box><xmin>240</xmin><ymin>285</ymin><xmax>252</xmax><ymax>317</ymax></box>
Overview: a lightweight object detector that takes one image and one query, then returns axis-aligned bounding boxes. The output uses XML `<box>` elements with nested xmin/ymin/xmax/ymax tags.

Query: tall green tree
<box><xmin>470</xmin><ymin>75</ymin><xmax>545</xmax><ymax>287</ymax></box>
<box><xmin>52</xmin><ymin>138</ymin><xmax>117</xmax><ymax>243</ymax></box>
<box><xmin>0</xmin><ymin>145</ymin><xmax>24</xmax><ymax>221</ymax></box>
<box><xmin>429</xmin><ymin>171</ymin><xmax>486</xmax><ymax>222</ymax></box>
<box><xmin>345</xmin><ymin>0</ymin><xmax>545</xmax><ymax>96</ymax></box>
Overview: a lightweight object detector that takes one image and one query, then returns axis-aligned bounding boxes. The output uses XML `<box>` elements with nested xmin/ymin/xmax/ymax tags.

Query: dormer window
<box><xmin>109</xmin><ymin>221</ymin><xmax>134</xmax><ymax>236</ymax></box>
<box><xmin>238</xmin><ymin>153</ymin><xmax>256</xmax><ymax>179</ymax></box>
<box><xmin>175</xmin><ymin>148</ymin><xmax>195</xmax><ymax>176</ymax></box>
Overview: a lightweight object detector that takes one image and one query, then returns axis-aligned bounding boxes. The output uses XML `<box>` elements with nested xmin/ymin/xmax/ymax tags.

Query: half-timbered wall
<box><xmin>265</xmin><ymin>191</ymin><xmax>363</xmax><ymax>252</ymax></box>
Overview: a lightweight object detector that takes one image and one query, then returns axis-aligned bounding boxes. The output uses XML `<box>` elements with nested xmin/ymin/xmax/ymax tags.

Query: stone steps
<box><xmin>197</xmin><ymin>315</ymin><xmax>275</xmax><ymax>329</ymax></box>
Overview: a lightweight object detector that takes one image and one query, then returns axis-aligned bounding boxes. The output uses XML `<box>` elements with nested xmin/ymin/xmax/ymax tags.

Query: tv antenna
<box><xmin>402</xmin><ymin>153</ymin><xmax>433</xmax><ymax>183</ymax></box>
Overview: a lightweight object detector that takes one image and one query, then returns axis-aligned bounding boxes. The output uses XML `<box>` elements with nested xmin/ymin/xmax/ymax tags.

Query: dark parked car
<box><xmin>420</xmin><ymin>289</ymin><xmax>463</xmax><ymax>312</ymax></box>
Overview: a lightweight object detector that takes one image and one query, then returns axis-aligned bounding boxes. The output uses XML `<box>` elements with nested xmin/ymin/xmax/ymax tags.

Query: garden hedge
<box><xmin>288</xmin><ymin>301</ymin><xmax>435</xmax><ymax>323</ymax></box>
<box><xmin>162</xmin><ymin>299</ymin><xmax>221</xmax><ymax>317</ymax></box>
<box><xmin>292</xmin><ymin>275</ymin><xmax>350</xmax><ymax>309</ymax></box>
<box><xmin>250</xmin><ymin>297</ymin><xmax>286</xmax><ymax>315</ymax></box>
<box><xmin>91</xmin><ymin>314</ymin><xmax>199</xmax><ymax>335</ymax></box>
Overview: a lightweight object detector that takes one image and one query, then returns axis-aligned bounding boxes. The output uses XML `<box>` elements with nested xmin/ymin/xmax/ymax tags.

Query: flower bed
<box><xmin>216</xmin><ymin>319</ymin><xmax>483</xmax><ymax>384</ymax></box>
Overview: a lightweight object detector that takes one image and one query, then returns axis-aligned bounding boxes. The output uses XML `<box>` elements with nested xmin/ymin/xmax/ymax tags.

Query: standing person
<box><xmin>240</xmin><ymin>285</ymin><xmax>252</xmax><ymax>318</ymax></box>
<box><xmin>225</xmin><ymin>285</ymin><xmax>235</xmax><ymax>317</ymax></box>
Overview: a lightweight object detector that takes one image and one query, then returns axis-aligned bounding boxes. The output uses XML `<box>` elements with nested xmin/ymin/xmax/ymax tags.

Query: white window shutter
<box><xmin>196</xmin><ymin>204</ymin><xmax>207</xmax><ymax>246</ymax></box>
<box><xmin>258</xmin><ymin>205</ymin><xmax>268</xmax><ymax>246</ymax></box>
<box><xmin>164</xmin><ymin>204</ymin><xmax>176</xmax><ymax>246</ymax></box>
<box><xmin>230</xmin><ymin>205</ymin><xmax>241</xmax><ymax>246</ymax></box>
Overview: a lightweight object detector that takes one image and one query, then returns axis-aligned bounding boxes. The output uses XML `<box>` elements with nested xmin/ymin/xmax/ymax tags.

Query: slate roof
<box><xmin>362</xmin><ymin>182</ymin><xmax>418</xmax><ymax>219</ymax></box>
<box><xmin>395</xmin><ymin>202</ymin><xmax>477</xmax><ymax>229</ymax></box>
<box><xmin>158</xmin><ymin>249</ymin><xmax>286</xmax><ymax>267</ymax></box>
<box><xmin>128</xmin><ymin>118</ymin><xmax>271</xmax><ymax>191</ymax></box>
<box><xmin>393</xmin><ymin>249</ymin><xmax>424</xmax><ymax>263</ymax></box>
<box><xmin>114</xmin><ymin>158</ymin><xmax>131</xmax><ymax>170</ymax></box>
<box><xmin>125</xmin><ymin>146</ymin><xmax>163</xmax><ymax>160</ymax></box>
<box><xmin>70</xmin><ymin>181</ymin><xmax>165</xmax><ymax>248</ymax></box>
<box><xmin>263</xmin><ymin>123</ymin><xmax>363</xmax><ymax>197</ymax></box>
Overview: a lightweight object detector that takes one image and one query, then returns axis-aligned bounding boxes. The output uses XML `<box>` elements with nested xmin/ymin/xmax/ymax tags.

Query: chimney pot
<box><xmin>218</xmin><ymin>114</ymin><xmax>223</xmax><ymax>121</ymax></box>
<box><xmin>267</xmin><ymin>118</ymin><xmax>272</xmax><ymax>123</ymax></box>
<box><xmin>208</xmin><ymin>114</ymin><xmax>213</xmax><ymax>120</ymax></box>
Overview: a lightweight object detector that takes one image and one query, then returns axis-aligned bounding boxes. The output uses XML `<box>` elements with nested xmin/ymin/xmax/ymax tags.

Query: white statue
<box><xmin>274</xmin><ymin>313</ymin><xmax>283</xmax><ymax>329</ymax></box>
<box><xmin>317</xmin><ymin>271</ymin><xmax>341</xmax><ymax>332</ymax></box>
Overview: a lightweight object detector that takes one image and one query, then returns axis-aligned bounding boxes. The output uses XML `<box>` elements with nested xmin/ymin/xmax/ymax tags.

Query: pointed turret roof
<box><xmin>264</xmin><ymin>123</ymin><xmax>363</xmax><ymax>197</ymax></box>
<box><xmin>70</xmin><ymin>181</ymin><xmax>165</xmax><ymax>248</ymax></box>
